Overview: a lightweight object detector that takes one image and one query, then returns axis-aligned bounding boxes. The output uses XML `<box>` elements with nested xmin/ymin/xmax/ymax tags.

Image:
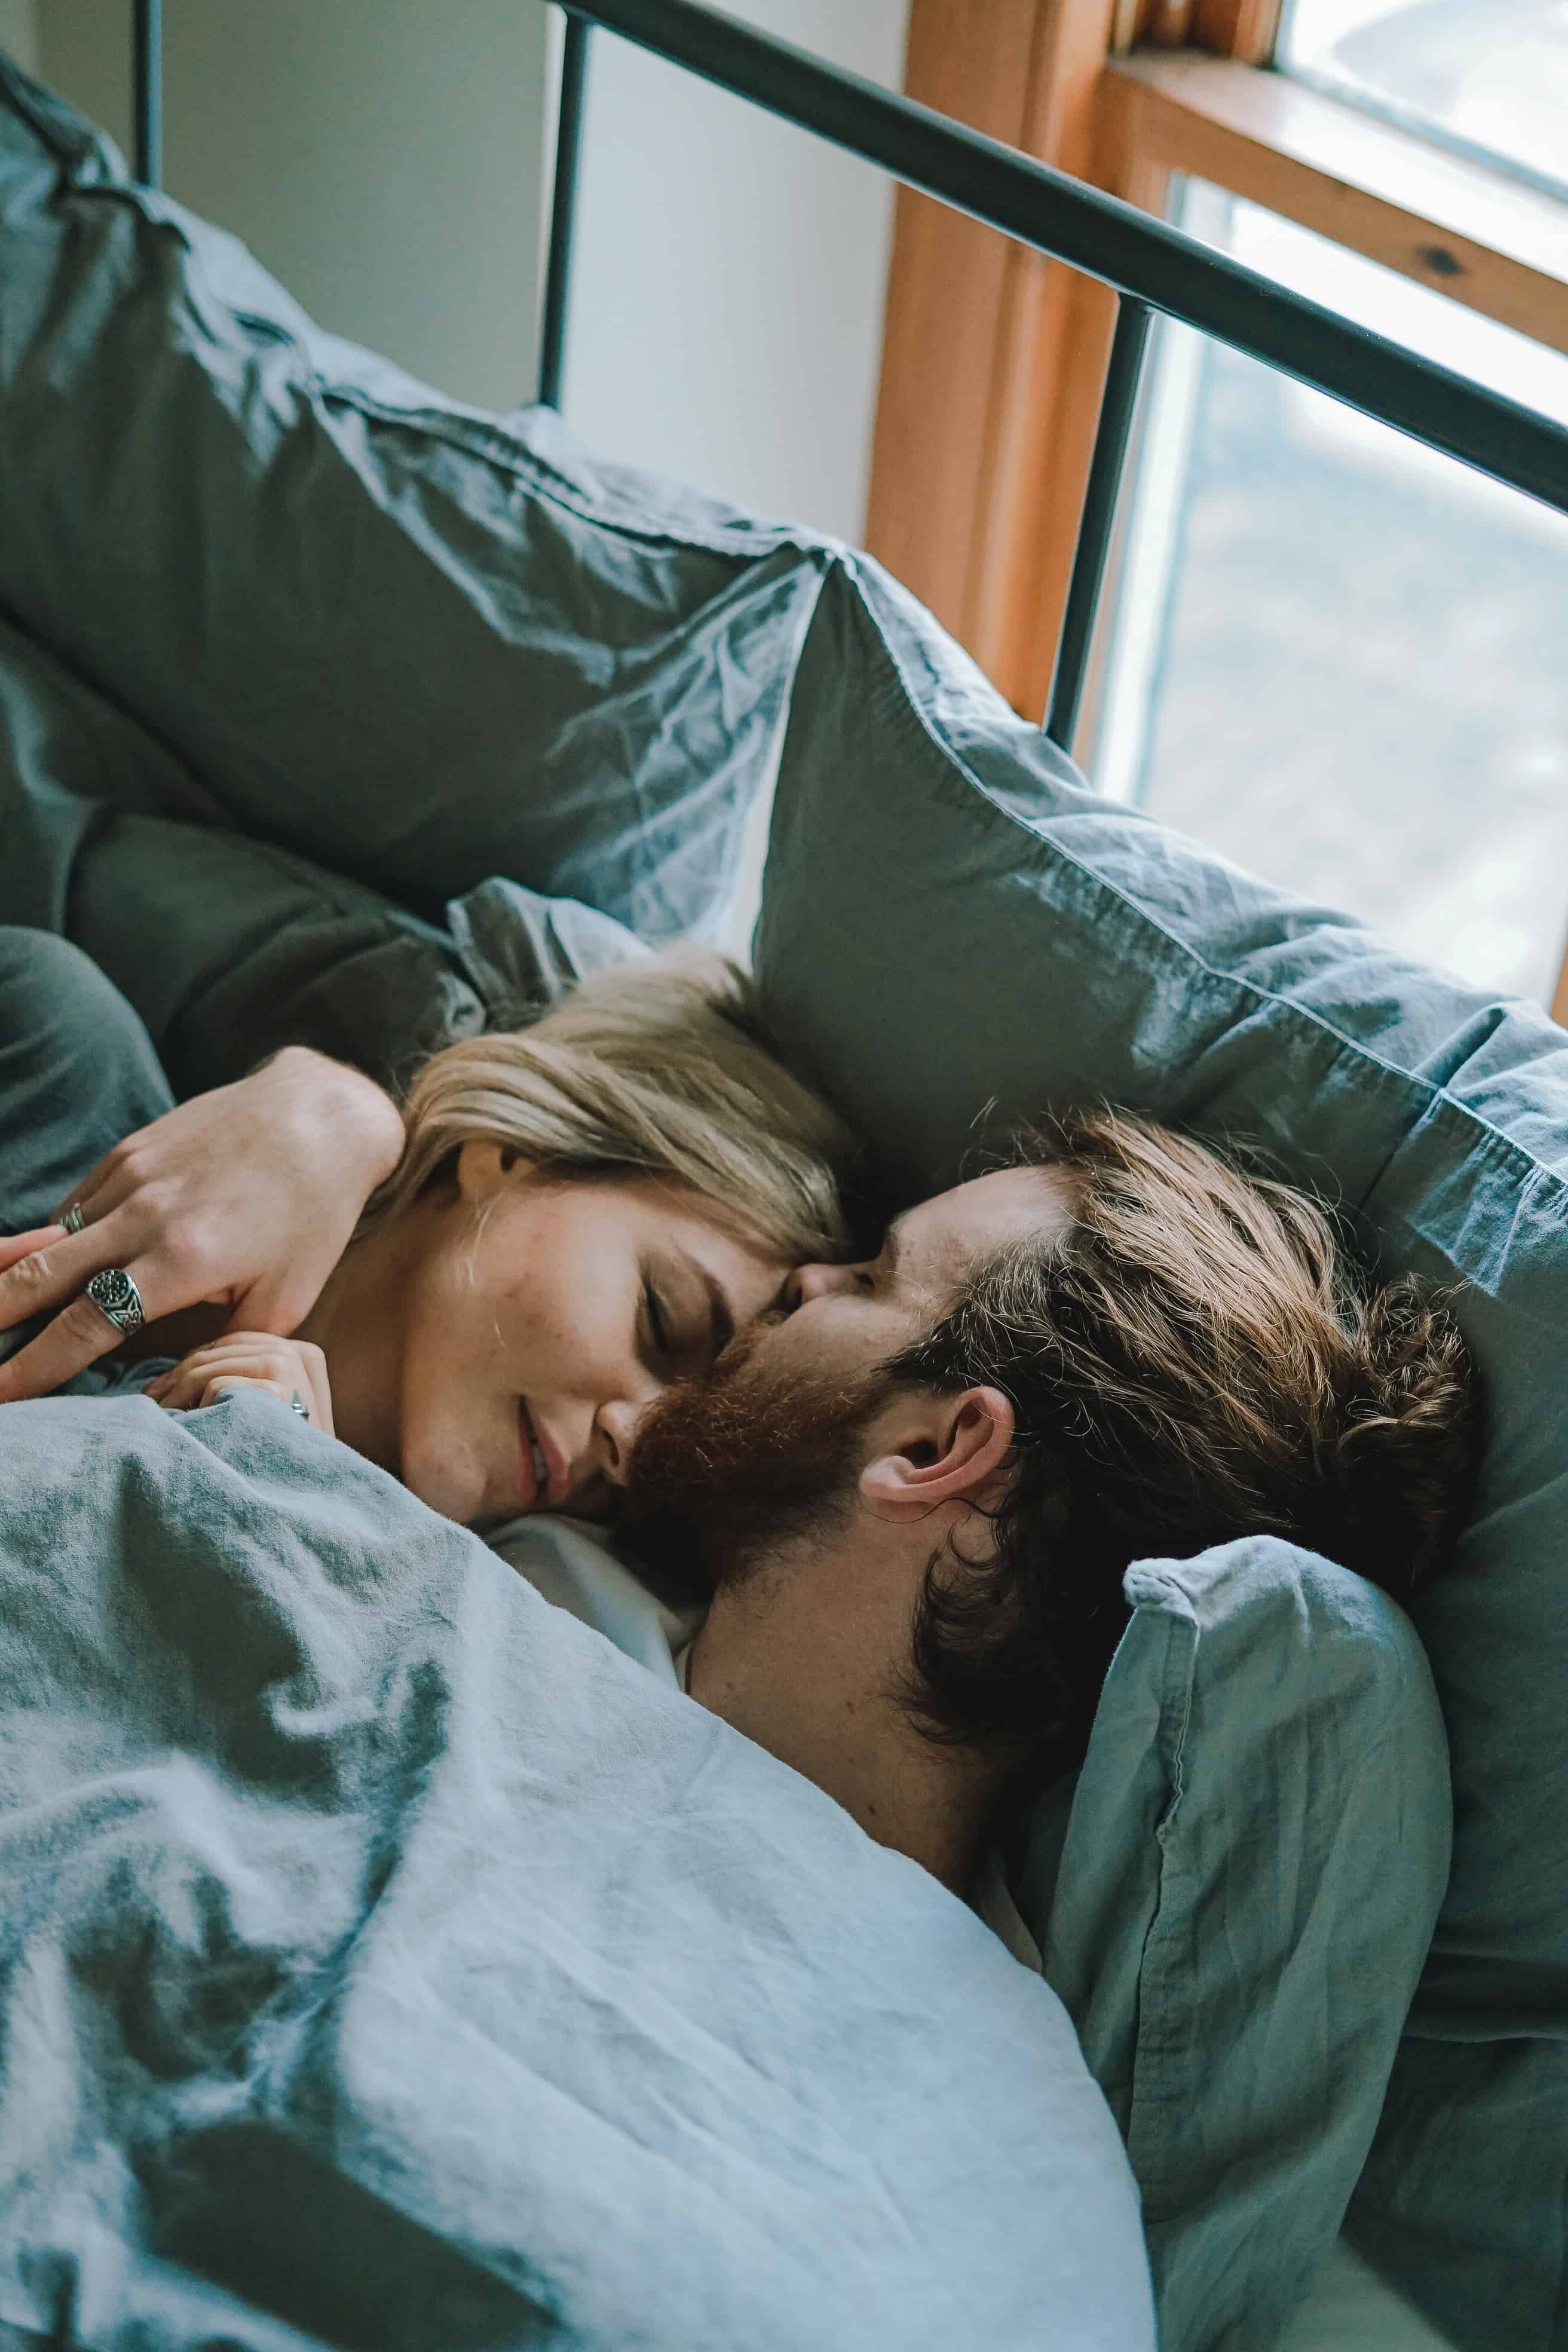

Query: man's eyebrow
<box><xmin>878</xmin><ymin>1217</ymin><xmax>908</xmax><ymax>1284</ymax></box>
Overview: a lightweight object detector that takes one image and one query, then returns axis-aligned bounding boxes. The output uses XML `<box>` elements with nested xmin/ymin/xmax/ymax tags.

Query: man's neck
<box><xmin>687</xmin><ymin>1554</ymin><xmax>1006</xmax><ymax>1895</ymax></box>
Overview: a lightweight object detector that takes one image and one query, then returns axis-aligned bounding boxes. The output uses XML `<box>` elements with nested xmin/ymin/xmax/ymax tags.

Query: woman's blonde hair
<box><xmin>366</xmin><ymin>950</ymin><xmax>855</xmax><ymax>1263</ymax></box>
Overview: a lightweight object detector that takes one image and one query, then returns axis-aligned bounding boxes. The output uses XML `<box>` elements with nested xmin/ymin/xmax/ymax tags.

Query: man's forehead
<box><xmin>891</xmin><ymin>1165</ymin><xmax>1076</xmax><ymax>1293</ymax></box>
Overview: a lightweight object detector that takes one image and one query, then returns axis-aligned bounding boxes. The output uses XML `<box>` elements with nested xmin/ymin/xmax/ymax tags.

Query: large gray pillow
<box><xmin>1029</xmin><ymin>1538</ymin><xmax>1449</xmax><ymax>2351</ymax></box>
<box><xmin>754</xmin><ymin>551</ymin><xmax>1568</xmax><ymax>2350</ymax></box>
<box><xmin>0</xmin><ymin>609</ymin><xmax>647</xmax><ymax>1098</ymax></box>
<box><xmin>0</xmin><ymin>53</ymin><xmax>826</xmax><ymax>945</ymax></box>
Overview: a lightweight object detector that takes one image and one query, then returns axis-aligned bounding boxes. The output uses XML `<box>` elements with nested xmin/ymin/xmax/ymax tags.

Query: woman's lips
<box><xmin>516</xmin><ymin>1401</ymin><xmax>543</xmax><ymax>1509</ymax></box>
<box><xmin>517</xmin><ymin>1399</ymin><xmax>567</xmax><ymax>1511</ymax></box>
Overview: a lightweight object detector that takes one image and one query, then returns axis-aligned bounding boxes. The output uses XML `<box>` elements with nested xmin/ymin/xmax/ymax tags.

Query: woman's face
<box><xmin>388</xmin><ymin>1144</ymin><xmax>794</xmax><ymax>1527</ymax></box>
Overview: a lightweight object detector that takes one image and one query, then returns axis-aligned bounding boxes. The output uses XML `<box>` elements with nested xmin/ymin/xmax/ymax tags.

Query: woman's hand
<box><xmin>146</xmin><ymin>1332</ymin><xmax>335</xmax><ymax>1432</ymax></box>
<box><xmin>0</xmin><ymin>1048</ymin><xmax>404</xmax><ymax>1404</ymax></box>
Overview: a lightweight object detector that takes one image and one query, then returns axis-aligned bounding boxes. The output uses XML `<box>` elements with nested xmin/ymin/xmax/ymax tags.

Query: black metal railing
<box><xmin>131</xmin><ymin>0</ymin><xmax>161</xmax><ymax>189</ymax></box>
<box><xmin>130</xmin><ymin>0</ymin><xmax>1568</xmax><ymax>750</ymax></box>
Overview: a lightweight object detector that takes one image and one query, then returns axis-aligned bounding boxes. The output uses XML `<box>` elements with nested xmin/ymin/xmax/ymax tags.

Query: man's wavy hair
<box><xmin>884</xmin><ymin>1108</ymin><xmax>1479</xmax><ymax>1765</ymax></box>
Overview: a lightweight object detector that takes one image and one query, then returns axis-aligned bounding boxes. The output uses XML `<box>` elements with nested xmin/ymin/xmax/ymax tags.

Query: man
<box><xmin>621</xmin><ymin>1109</ymin><xmax>1477</xmax><ymax>1903</ymax></box>
<box><xmin>1</xmin><ymin>1043</ymin><xmax>1475</xmax><ymax>1915</ymax></box>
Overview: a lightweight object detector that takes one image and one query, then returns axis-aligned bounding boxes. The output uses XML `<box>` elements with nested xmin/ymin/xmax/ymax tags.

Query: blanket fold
<box><xmin>0</xmin><ymin>1392</ymin><xmax>1152</xmax><ymax>2351</ymax></box>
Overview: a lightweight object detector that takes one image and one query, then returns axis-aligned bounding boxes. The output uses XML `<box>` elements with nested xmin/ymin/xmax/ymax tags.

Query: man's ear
<box><xmin>858</xmin><ymin>1387</ymin><xmax>1015</xmax><ymax>1520</ymax></box>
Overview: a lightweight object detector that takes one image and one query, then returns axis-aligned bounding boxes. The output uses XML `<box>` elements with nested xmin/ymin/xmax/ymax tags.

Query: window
<box><xmin>1090</xmin><ymin>183</ymin><xmax>1568</xmax><ymax>999</ymax></box>
<box><xmin>866</xmin><ymin>0</ymin><xmax>1568</xmax><ymax>1014</ymax></box>
<box><xmin>1278</xmin><ymin>0</ymin><xmax>1568</xmax><ymax>200</ymax></box>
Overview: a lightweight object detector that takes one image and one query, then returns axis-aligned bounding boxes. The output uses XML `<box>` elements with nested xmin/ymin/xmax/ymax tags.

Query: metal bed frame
<box><xmin>128</xmin><ymin>0</ymin><xmax>1568</xmax><ymax>755</ymax></box>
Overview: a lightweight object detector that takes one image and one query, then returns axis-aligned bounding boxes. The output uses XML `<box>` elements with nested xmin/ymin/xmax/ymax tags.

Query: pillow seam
<box><xmin>1123</xmin><ymin>1582</ymin><xmax>1198</xmax><ymax>2216</ymax></box>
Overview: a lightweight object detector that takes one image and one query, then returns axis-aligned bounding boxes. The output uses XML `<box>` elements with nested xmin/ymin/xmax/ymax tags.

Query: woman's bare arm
<box><xmin>0</xmin><ymin>1048</ymin><xmax>404</xmax><ymax>1403</ymax></box>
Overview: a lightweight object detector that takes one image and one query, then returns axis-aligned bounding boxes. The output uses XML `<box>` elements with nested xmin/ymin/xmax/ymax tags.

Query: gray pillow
<box><xmin>0</xmin><ymin>53</ymin><xmax>826</xmax><ymax>946</ymax></box>
<box><xmin>0</xmin><ymin>613</ymin><xmax>648</xmax><ymax>1098</ymax></box>
<box><xmin>1025</xmin><ymin>1538</ymin><xmax>1450</xmax><ymax>2351</ymax></box>
<box><xmin>755</xmin><ymin>550</ymin><xmax>1568</xmax><ymax>2350</ymax></box>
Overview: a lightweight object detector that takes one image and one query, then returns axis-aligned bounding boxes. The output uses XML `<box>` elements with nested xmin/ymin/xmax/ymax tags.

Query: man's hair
<box><xmin>886</xmin><ymin>1108</ymin><xmax>1478</xmax><ymax>1763</ymax></box>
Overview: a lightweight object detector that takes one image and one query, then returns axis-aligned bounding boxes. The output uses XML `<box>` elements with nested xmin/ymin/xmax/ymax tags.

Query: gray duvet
<box><xmin>0</xmin><ymin>1388</ymin><xmax>1153</xmax><ymax>2351</ymax></box>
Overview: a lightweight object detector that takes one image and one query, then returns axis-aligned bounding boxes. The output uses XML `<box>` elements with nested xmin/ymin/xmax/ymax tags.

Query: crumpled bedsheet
<box><xmin>0</xmin><ymin>1390</ymin><xmax>1153</xmax><ymax>2351</ymax></box>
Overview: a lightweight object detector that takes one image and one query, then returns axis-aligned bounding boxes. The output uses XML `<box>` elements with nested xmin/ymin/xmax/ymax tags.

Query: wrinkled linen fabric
<box><xmin>0</xmin><ymin>53</ymin><xmax>828</xmax><ymax>946</ymax></box>
<box><xmin>0</xmin><ymin>610</ymin><xmax>649</xmax><ymax>1097</ymax></box>
<box><xmin>0</xmin><ymin>1391</ymin><xmax>1154</xmax><ymax>2351</ymax></box>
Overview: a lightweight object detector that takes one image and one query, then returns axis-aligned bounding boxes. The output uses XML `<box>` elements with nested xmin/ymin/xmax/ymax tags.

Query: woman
<box><xmin>0</xmin><ymin>927</ymin><xmax>856</xmax><ymax>1527</ymax></box>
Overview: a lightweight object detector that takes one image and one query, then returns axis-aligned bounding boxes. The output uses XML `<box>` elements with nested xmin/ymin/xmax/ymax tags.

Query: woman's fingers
<box><xmin>7</xmin><ymin>1055</ymin><xmax>400</xmax><ymax>1412</ymax></box>
<box><xmin>203</xmin><ymin>1375</ymin><xmax>290</xmax><ymax>1410</ymax></box>
<box><xmin>0</xmin><ymin>1180</ymin><xmax>236</xmax><ymax>1404</ymax></box>
<box><xmin>0</xmin><ymin>1166</ymin><xmax>136</xmax><ymax>1309</ymax></box>
<box><xmin>0</xmin><ymin>1242</ymin><xmax>163</xmax><ymax>1404</ymax></box>
<box><xmin>0</xmin><ymin>1201</ymin><xmax>143</xmax><ymax>1337</ymax></box>
<box><xmin>47</xmin><ymin>1134</ymin><xmax>149</xmax><ymax>1236</ymax></box>
<box><xmin>148</xmin><ymin>1343</ymin><xmax>256</xmax><ymax>1412</ymax></box>
<box><xmin>148</xmin><ymin>1334</ymin><xmax>332</xmax><ymax>1433</ymax></box>
<box><xmin>0</xmin><ymin>1226</ymin><xmax>64</xmax><ymax>1277</ymax></box>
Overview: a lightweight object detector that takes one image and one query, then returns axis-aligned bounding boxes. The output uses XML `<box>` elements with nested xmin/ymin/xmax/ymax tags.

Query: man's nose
<box><xmin>595</xmin><ymin>1394</ymin><xmax>650</xmax><ymax>1486</ymax></box>
<box><xmin>788</xmin><ymin>1260</ymin><xmax>864</xmax><ymax>1306</ymax></box>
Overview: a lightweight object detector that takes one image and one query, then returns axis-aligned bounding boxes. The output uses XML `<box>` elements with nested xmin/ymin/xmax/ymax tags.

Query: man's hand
<box><xmin>146</xmin><ymin>1331</ymin><xmax>335</xmax><ymax>1432</ymax></box>
<box><xmin>0</xmin><ymin>1048</ymin><xmax>404</xmax><ymax>1404</ymax></box>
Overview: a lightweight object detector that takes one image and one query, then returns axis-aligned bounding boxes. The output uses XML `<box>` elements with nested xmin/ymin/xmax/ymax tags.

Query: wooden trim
<box><xmin>1147</xmin><ymin>0</ymin><xmax>1195</xmax><ymax>46</ymax></box>
<box><xmin>866</xmin><ymin>7</ymin><xmax>1568</xmax><ymax>722</ymax></box>
<box><xmin>1108</xmin><ymin>0</ymin><xmax>1147</xmax><ymax>51</ymax></box>
<box><xmin>1103</xmin><ymin>50</ymin><xmax>1568</xmax><ymax>352</ymax></box>
<box><xmin>864</xmin><ymin>0</ymin><xmax>1124</xmax><ymax>711</ymax></box>
<box><xmin>988</xmin><ymin>75</ymin><xmax>1170</xmax><ymax>724</ymax></box>
<box><xmin>864</xmin><ymin>1</ymin><xmax>1046</xmax><ymax>660</ymax></box>
<box><xmin>1192</xmin><ymin>0</ymin><xmax>1283</xmax><ymax>65</ymax></box>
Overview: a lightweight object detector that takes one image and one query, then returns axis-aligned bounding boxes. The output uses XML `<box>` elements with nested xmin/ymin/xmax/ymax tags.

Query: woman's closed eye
<box><xmin>641</xmin><ymin>1256</ymin><xmax>736</xmax><ymax>1374</ymax></box>
<box><xmin>641</xmin><ymin>1277</ymin><xmax>675</xmax><ymax>1364</ymax></box>
<box><xmin>640</xmin><ymin>1273</ymin><xmax>709</xmax><ymax>1373</ymax></box>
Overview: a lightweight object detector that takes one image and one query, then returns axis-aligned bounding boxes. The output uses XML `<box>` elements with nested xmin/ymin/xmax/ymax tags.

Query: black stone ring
<box><xmin>85</xmin><ymin>1267</ymin><xmax>146</xmax><ymax>1336</ymax></box>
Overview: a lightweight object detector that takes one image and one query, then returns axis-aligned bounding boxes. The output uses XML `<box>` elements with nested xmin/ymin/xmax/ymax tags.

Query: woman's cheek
<box><xmin>398</xmin><ymin>1376</ymin><xmax>486</xmax><ymax>1524</ymax></box>
<box><xmin>403</xmin><ymin>1431</ymin><xmax>484</xmax><ymax>1523</ymax></box>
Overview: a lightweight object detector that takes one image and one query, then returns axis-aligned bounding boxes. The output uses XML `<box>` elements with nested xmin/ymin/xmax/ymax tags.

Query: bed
<box><xmin>2</xmin><ymin>8</ymin><xmax>1567</xmax><ymax>2348</ymax></box>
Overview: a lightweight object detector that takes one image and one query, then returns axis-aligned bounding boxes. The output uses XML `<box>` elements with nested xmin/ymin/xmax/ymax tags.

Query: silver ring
<box><xmin>85</xmin><ymin>1267</ymin><xmax>146</xmax><ymax>1336</ymax></box>
<box><xmin>290</xmin><ymin>1391</ymin><xmax>309</xmax><ymax>1420</ymax></box>
<box><xmin>60</xmin><ymin>1204</ymin><xmax>86</xmax><ymax>1235</ymax></box>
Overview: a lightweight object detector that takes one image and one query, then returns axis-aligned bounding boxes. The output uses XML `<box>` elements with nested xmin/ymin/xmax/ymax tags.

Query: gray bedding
<box><xmin>1</xmin><ymin>43</ymin><xmax>1540</xmax><ymax>2341</ymax></box>
<box><xmin>0</xmin><ymin>1388</ymin><xmax>1153</xmax><ymax>2350</ymax></box>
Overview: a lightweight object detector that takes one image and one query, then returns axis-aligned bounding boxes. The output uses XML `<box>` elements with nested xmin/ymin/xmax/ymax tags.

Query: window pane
<box><xmin>1278</xmin><ymin>0</ymin><xmax>1568</xmax><ymax>202</ymax></box>
<box><xmin>1090</xmin><ymin>185</ymin><xmax>1568</xmax><ymax>1003</ymax></box>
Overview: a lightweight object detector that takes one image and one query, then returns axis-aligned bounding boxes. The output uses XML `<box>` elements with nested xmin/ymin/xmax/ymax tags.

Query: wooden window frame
<box><xmin>864</xmin><ymin>0</ymin><xmax>1568</xmax><ymax>1021</ymax></box>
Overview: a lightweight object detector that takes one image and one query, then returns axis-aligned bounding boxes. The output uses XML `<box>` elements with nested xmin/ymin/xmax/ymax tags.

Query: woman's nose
<box><xmin>595</xmin><ymin>1394</ymin><xmax>649</xmax><ymax>1486</ymax></box>
<box><xmin>788</xmin><ymin>1260</ymin><xmax>864</xmax><ymax>1306</ymax></box>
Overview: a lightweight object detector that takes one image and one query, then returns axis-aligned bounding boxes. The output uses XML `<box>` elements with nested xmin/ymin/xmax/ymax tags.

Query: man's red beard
<box><xmin>623</xmin><ymin>1320</ymin><xmax>891</xmax><ymax>1597</ymax></box>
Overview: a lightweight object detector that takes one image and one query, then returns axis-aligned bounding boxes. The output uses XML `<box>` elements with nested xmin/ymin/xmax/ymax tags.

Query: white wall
<box><xmin>0</xmin><ymin>0</ymin><xmax>38</xmax><ymax>75</ymax></box>
<box><xmin>563</xmin><ymin>0</ymin><xmax>909</xmax><ymax>539</ymax></box>
<box><xmin>38</xmin><ymin>0</ymin><xmax>555</xmax><ymax>412</ymax></box>
<box><xmin>33</xmin><ymin>0</ymin><xmax>908</xmax><ymax>539</ymax></box>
